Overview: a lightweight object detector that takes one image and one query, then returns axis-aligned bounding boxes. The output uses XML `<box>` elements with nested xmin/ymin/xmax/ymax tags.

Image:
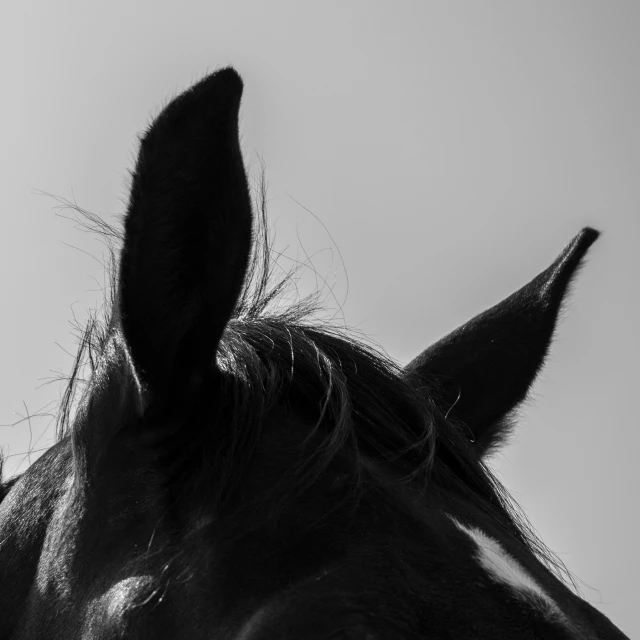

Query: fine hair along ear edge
<box><xmin>404</xmin><ymin>227</ymin><xmax>600</xmax><ymax>457</ymax></box>
<box><xmin>117</xmin><ymin>67</ymin><xmax>253</xmax><ymax>404</ymax></box>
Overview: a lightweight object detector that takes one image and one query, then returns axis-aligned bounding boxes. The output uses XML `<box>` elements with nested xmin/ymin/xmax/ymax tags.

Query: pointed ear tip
<box><xmin>202</xmin><ymin>67</ymin><xmax>244</xmax><ymax>100</ymax></box>
<box><xmin>566</xmin><ymin>226</ymin><xmax>600</xmax><ymax>265</ymax></box>
<box><xmin>211</xmin><ymin>67</ymin><xmax>244</xmax><ymax>93</ymax></box>
<box><xmin>182</xmin><ymin>67</ymin><xmax>244</xmax><ymax>114</ymax></box>
<box><xmin>578</xmin><ymin>226</ymin><xmax>600</xmax><ymax>248</ymax></box>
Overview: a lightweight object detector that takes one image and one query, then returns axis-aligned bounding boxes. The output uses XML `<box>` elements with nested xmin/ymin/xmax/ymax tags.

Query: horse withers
<box><xmin>0</xmin><ymin>68</ymin><xmax>628</xmax><ymax>639</ymax></box>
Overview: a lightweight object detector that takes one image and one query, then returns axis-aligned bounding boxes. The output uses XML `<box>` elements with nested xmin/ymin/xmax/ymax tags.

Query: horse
<box><xmin>0</xmin><ymin>67</ymin><xmax>628</xmax><ymax>639</ymax></box>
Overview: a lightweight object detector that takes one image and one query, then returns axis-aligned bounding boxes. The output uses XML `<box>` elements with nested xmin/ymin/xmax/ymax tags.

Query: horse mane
<box><xmin>47</xmin><ymin>177</ymin><xmax>578</xmax><ymax>593</ymax></box>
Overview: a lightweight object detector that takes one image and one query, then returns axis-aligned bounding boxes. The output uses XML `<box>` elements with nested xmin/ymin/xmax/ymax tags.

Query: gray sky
<box><xmin>1</xmin><ymin>1</ymin><xmax>637</xmax><ymax>634</ymax></box>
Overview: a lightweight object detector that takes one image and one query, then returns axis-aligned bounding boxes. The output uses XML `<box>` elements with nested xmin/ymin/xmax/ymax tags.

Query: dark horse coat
<box><xmin>0</xmin><ymin>68</ymin><xmax>628</xmax><ymax>639</ymax></box>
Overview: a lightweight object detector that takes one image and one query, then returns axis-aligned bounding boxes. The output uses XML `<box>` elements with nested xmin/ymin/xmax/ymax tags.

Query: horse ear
<box><xmin>404</xmin><ymin>228</ymin><xmax>599</xmax><ymax>457</ymax></box>
<box><xmin>117</xmin><ymin>68</ymin><xmax>252</xmax><ymax>400</ymax></box>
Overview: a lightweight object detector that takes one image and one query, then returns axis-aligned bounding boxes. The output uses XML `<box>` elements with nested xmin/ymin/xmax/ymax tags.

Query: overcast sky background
<box><xmin>0</xmin><ymin>1</ymin><xmax>637</xmax><ymax>634</ymax></box>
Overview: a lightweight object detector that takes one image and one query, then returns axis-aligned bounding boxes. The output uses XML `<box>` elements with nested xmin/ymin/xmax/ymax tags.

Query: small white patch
<box><xmin>448</xmin><ymin>516</ymin><xmax>567</xmax><ymax>624</ymax></box>
<box><xmin>104</xmin><ymin>576</ymin><xmax>153</xmax><ymax>619</ymax></box>
<box><xmin>83</xmin><ymin>574</ymin><xmax>158</xmax><ymax>636</ymax></box>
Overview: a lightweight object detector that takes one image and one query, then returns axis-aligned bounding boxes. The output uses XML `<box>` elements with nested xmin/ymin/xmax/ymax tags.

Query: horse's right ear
<box><xmin>117</xmin><ymin>68</ymin><xmax>252</xmax><ymax>401</ymax></box>
<box><xmin>404</xmin><ymin>228</ymin><xmax>599</xmax><ymax>457</ymax></box>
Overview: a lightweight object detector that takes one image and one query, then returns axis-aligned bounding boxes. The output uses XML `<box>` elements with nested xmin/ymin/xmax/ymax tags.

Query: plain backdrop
<box><xmin>0</xmin><ymin>1</ymin><xmax>637</xmax><ymax>635</ymax></box>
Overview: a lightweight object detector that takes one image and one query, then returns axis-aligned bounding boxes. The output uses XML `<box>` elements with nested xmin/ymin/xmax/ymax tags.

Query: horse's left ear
<box><xmin>117</xmin><ymin>68</ymin><xmax>252</xmax><ymax>403</ymax></box>
<box><xmin>404</xmin><ymin>228</ymin><xmax>599</xmax><ymax>457</ymax></box>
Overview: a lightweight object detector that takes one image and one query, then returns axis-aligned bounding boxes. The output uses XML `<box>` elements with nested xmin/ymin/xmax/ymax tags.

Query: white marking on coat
<box><xmin>448</xmin><ymin>516</ymin><xmax>567</xmax><ymax>624</ymax></box>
